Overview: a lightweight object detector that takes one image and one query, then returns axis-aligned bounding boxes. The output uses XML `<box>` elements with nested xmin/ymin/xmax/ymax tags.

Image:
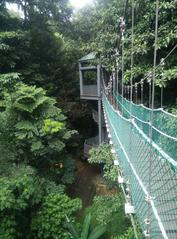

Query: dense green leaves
<box><xmin>0</xmin><ymin>166</ymin><xmax>43</xmax><ymax>239</ymax></box>
<box><xmin>0</xmin><ymin>16</ymin><xmax>79</xmax><ymax>236</ymax></box>
<box><xmin>66</xmin><ymin>212</ymin><xmax>107</xmax><ymax>239</ymax></box>
<box><xmin>32</xmin><ymin>193</ymin><xmax>81</xmax><ymax>239</ymax></box>
<box><xmin>73</xmin><ymin>0</ymin><xmax>177</xmax><ymax>106</ymax></box>
<box><xmin>0</xmin><ymin>0</ymin><xmax>176</xmax><ymax>238</ymax></box>
<box><xmin>88</xmin><ymin>194</ymin><xmax>131</xmax><ymax>238</ymax></box>
<box><xmin>88</xmin><ymin>144</ymin><xmax>118</xmax><ymax>186</ymax></box>
<box><xmin>0</xmin><ymin>1</ymin><xmax>83</xmax><ymax>239</ymax></box>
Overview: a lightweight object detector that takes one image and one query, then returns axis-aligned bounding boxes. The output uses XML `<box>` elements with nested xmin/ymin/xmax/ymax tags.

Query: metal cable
<box><xmin>131</xmin><ymin>44</ymin><xmax>177</xmax><ymax>88</ymax></box>
<box><xmin>114</xmin><ymin>95</ymin><xmax>177</xmax><ymax>141</ymax></box>
<box><xmin>121</xmin><ymin>32</ymin><xmax>125</xmax><ymax>113</ymax></box>
<box><xmin>130</xmin><ymin>0</ymin><xmax>134</xmax><ymax>104</ymax></box>
<box><xmin>148</xmin><ymin>0</ymin><xmax>159</xmax><ymax>235</ymax></box>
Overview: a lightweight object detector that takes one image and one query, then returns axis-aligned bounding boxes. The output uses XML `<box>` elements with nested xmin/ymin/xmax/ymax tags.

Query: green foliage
<box><xmin>66</xmin><ymin>212</ymin><xmax>107</xmax><ymax>239</ymax></box>
<box><xmin>74</xmin><ymin>0</ymin><xmax>177</xmax><ymax>107</ymax></box>
<box><xmin>0</xmin><ymin>214</ymin><xmax>16</xmax><ymax>239</ymax></box>
<box><xmin>88</xmin><ymin>194</ymin><xmax>131</xmax><ymax>238</ymax></box>
<box><xmin>0</xmin><ymin>165</ymin><xmax>43</xmax><ymax>239</ymax></box>
<box><xmin>2</xmin><ymin>0</ymin><xmax>177</xmax><ymax>238</ymax></box>
<box><xmin>0</xmin><ymin>166</ymin><xmax>43</xmax><ymax>211</ymax></box>
<box><xmin>170</xmin><ymin>99</ymin><xmax>177</xmax><ymax>115</ymax></box>
<box><xmin>88</xmin><ymin>143</ymin><xmax>118</xmax><ymax>186</ymax></box>
<box><xmin>0</xmin><ymin>75</ymin><xmax>78</xmax><ymax>237</ymax></box>
<box><xmin>88</xmin><ymin>224</ymin><xmax>107</xmax><ymax>239</ymax></box>
<box><xmin>0</xmin><ymin>79</ymin><xmax>77</xmax><ymax>181</ymax></box>
<box><xmin>0</xmin><ymin>163</ymin><xmax>77</xmax><ymax>239</ymax></box>
<box><xmin>0</xmin><ymin>73</ymin><xmax>20</xmax><ymax>92</ymax></box>
<box><xmin>113</xmin><ymin>224</ymin><xmax>143</xmax><ymax>239</ymax></box>
<box><xmin>0</xmin><ymin>0</ymin><xmax>84</xmax><ymax>236</ymax></box>
<box><xmin>0</xmin><ymin>1</ymin><xmax>83</xmax><ymax>239</ymax></box>
<box><xmin>113</xmin><ymin>227</ymin><xmax>134</xmax><ymax>239</ymax></box>
<box><xmin>32</xmin><ymin>193</ymin><xmax>82</xmax><ymax>239</ymax></box>
<box><xmin>81</xmin><ymin>213</ymin><xmax>92</xmax><ymax>239</ymax></box>
<box><xmin>89</xmin><ymin>195</ymin><xmax>121</xmax><ymax>225</ymax></box>
<box><xmin>0</xmin><ymin>30</ymin><xmax>29</xmax><ymax>70</ymax></box>
<box><xmin>43</xmin><ymin>119</ymin><xmax>64</xmax><ymax>134</ymax></box>
<box><xmin>59</xmin><ymin>156</ymin><xmax>76</xmax><ymax>185</ymax></box>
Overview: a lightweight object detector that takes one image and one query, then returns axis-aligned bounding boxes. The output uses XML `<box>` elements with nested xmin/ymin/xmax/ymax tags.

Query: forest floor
<box><xmin>68</xmin><ymin>156</ymin><xmax>117</xmax><ymax>216</ymax></box>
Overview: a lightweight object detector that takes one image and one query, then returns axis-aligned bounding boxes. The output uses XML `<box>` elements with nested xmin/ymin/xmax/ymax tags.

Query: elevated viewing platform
<box><xmin>79</xmin><ymin>52</ymin><xmax>104</xmax><ymax>146</ymax></box>
<box><xmin>79</xmin><ymin>52</ymin><xmax>101</xmax><ymax>101</ymax></box>
<box><xmin>81</xmin><ymin>85</ymin><xmax>98</xmax><ymax>100</ymax></box>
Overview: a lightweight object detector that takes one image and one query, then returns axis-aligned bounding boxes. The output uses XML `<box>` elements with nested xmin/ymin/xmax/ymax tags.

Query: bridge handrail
<box><xmin>103</xmin><ymin>94</ymin><xmax>177</xmax><ymax>170</ymax></box>
<box><xmin>115</xmin><ymin>95</ymin><xmax>177</xmax><ymax>142</ymax></box>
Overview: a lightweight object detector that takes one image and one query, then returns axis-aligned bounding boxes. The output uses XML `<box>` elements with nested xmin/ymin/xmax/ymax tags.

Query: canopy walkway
<box><xmin>103</xmin><ymin>93</ymin><xmax>177</xmax><ymax>239</ymax></box>
<box><xmin>114</xmin><ymin>92</ymin><xmax>177</xmax><ymax>160</ymax></box>
<box><xmin>101</xmin><ymin>0</ymin><xmax>177</xmax><ymax>236</ymax></box>
<box><xmin>79</xmin><ymin>0</ymin><xmax>177</xmax><ymax>237</ymax></box>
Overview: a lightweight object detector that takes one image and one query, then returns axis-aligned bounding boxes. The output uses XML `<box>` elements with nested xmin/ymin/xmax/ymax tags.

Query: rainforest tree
<box><xmin>0</xmin><ymin>1</ymin><xmax>82</xmax><ymax>238</ymax></box>
<box><xmin>0</xmin><ymin>0</ymin><xmax>177</xmax><ymax>238</ymax></box>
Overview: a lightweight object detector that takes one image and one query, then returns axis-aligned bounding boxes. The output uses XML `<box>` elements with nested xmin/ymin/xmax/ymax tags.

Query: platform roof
<box><xmin>79</xmin><ymin>52</ymin><xmax>96</xmax><ymax>62</ymax></box>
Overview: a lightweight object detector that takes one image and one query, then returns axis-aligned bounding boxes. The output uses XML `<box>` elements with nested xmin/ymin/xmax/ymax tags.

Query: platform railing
<box><xmin>84</xmin><ymin>135</ymin><xmax>99</xmax><ymax>158</ymax></box>
<box><xmin>81</xmin><ymin>85</ymin><xmax>98</xmax><ymax>97</ymax></box>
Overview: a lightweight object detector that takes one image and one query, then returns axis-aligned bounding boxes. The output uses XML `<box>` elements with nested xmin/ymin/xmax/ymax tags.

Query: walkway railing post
<box><xmin>97</xmin><ymin>64</ymin><xmax>102</xmax><ymax>144</ymax></box>
<box><xmin>79</xmin><ymin>62</ymin><xmax>83</xmax><ymax>96</ymax></box>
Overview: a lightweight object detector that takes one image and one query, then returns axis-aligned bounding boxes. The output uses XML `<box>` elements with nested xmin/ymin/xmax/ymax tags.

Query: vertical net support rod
<box><xmin>150</xmin><ymin>0</ymin><xmax>159</xmax><ymax>140</ymax></box>
<box><xmin>112</xmin><ymin>67</ymin><xmax>116</xmax><ymax>108</ymax></box>
<box><xmin>121</xmin><ymin>38</ymin><xmax>124</xmax><ymax>113</ymax></box>
<box><xmin>147</xmin><ymin>0</ymin><xmax>159</xmax><ymax>236</ymax></box>
<box><xmin>129</xmin><ymin>2</ymin><xmax>139</xmax><ymax>238</ymax></box>
<box><xmin>161</xmin><ymin>87</ymin><xmax>163</xmax><ymax>108</ymax></box>
<box><xmin>116</xmin><ymin>49</ymin><xmax>119</xmax><ymax>95</ymax></box>
<box><xmin>130</xmin><ymin>0</ymin><xmax>134</xmax><ymax>105</ymax></box>
<box><xmin>121</xmin><ymin>17</ymin><xmax>125</xmax><ymax>113</ymax></box>
<box><xmin>149</xmin><ymin>81</ymin><xmax>152</xmax><ymax>108</ymax></box>
<box><xmin>160</xmin><ymin>58</ymin><xmax>165</xmax><ymax>109</ymax></box>
<box><xmin>141</xmin><ymin>79</ymin><xmax>144</xmax><ymax>104</ymax></box>
<box><xmin>135</xmin><ymin>83</ymin><xmax>138</xmax><ymax>104</ymax></box>
<box><xmin>116</xmin><ymin>58</ymin><xmax>119</xmax><ymax>94</ymax></box>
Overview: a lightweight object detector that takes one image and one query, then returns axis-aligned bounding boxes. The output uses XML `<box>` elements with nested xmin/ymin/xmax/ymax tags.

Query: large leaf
<box><xmin>81</xmin><ymin>213</ymin><xmax>92</xmax><ymax>239</ymax></box>
<box><xmin>88</xmin><ymin>225</ymin><xmax>107</xmax><ymax>239</ymax></box>
<box><xmin>65</xmin><ymin>215</ymin><xmax>79</xmax><ymax>239</ymax></box>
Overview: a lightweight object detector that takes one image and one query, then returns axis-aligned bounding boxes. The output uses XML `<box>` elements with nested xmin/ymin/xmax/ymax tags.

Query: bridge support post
<box><xmin>97</xmin><ymin>64</ymin><xmax>102</xmax><ymax>145</ymax></box>
<box><xmin>113</xmin><ymin>67</ymin><xmax>116</xmax><ymax>108</ymax></box>
<box><xmin>98</xmin><ymin>99</ymin><xmax>102</xmax><ymax>145</ymax></box>
<box><xmin>79</xmin><ymin>63</ymin><xmax>83</xmax><ymax>96</ymax></box>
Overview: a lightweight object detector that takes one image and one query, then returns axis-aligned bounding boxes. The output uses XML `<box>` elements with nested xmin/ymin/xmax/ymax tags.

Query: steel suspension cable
<box><xmin>150</xmin><ymin>0</ymin><xmax>159</xmax><ymax>146</ymax></box>
<box><xmin>129</xmin><ymin>44</ymin><xmax>177</xmax><ymax>87</ymax></box>
<box><xmin>115</xmin><ymin>0</ymin><xmax>129</xmax><ymax>100</ymax></box>
<box><xmin>128</xmin><ymin>2</ymin><xmax>139</xmax><ymax>238</ymax></box>
<box><xmin>120</xmin><ymin>17</ymin><xmax>125</xmax><ymax>113</ymax></box>
<box><xmin>130</xmin><ymin>0</ymin><xmax>135</xmax><ymax>105</ymax></box>
<box><xmin>147</xmin><ymin>0</ymin><xmax>164</xmax><ymax>237</ymax></box>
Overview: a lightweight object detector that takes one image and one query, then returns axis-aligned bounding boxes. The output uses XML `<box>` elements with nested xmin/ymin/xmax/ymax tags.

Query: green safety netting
<box><xmin>114</xmin><ymin>92</ymin><xmax>177</xmax><ymax>161</ymax></box>
<box><xmin>103</xmin><ymin>94</ymin><xmax>177</xmax><ymax>239</ymax></box>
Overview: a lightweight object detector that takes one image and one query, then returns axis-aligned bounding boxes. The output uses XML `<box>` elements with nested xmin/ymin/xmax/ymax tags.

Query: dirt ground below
<box><xmin>68</xmin><ymin>157</ymin><xmax>116</xmax><ymax>209</ymax></box>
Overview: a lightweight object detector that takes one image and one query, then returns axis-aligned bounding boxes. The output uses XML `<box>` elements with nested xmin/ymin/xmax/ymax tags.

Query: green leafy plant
<box><xmin>88</xmin><ymin>194</ymin><xmax>131</xmax><ymax>238</ymax></box>
<box><xmin>88</xmin><ymin>143</ymin><xmax>118</xmax><ymax>186</ymax></box>
<box><xmin>113</xmin><ymin>227</ymin><xmax>135</xmax><ymax>239</ymax></box>
<box><xmin>32</xmin><ymin>193</ymin><xmax>82</xmax><ymax>239</ymax></box>
<box><xmin>66</xmin><ymin>212</ymin><xmax>107</xmax><ymax>239</ymax></box>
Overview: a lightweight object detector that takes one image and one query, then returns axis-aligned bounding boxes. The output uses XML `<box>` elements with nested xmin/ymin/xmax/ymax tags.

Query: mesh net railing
<box><xmin>103</xmin><ymin>94</ymin><xmax>177</xmax><ymax>239</ymax></box>
<box><xmin>114</xmin><ymin>92</ymin><xmax>177</xmax><ymax>160</ymax></box>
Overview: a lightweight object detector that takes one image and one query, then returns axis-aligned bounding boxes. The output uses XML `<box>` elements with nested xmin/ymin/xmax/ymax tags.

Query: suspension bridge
<box><xmin>103</xmin><ymin>91</ymin><xmax>177</xmax><ymax>239</ymax></box>
<box><xmin>79</xmin><ymin>0</ymin><xmax>177</xmax><ymax>238</ymax></box>
<box><xmin>103</xmin><ymin>0</ymin><xmax>177</xmax><ymax>237</ymax></box>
